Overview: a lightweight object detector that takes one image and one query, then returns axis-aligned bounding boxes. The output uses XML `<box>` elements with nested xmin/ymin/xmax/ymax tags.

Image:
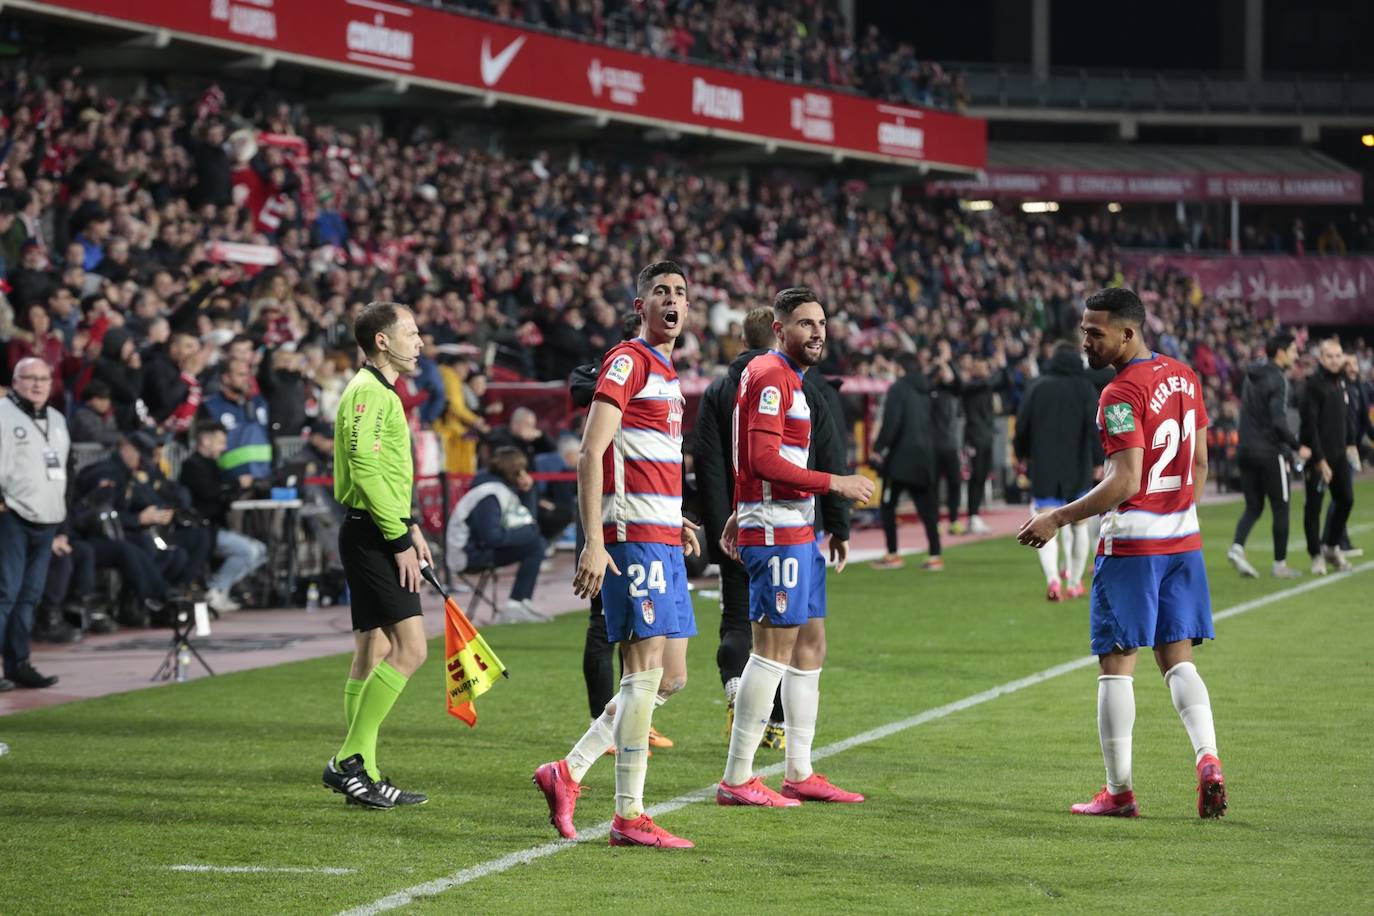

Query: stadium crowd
<box><xmin>0</xmin><ymin>69</ymin><xmax>1370</xmax><ymax>677</ymax></box>
<box><xmin>433</xmin><ymin>0</ymin><xmax>965</xmax><ymax>110</ymax></box>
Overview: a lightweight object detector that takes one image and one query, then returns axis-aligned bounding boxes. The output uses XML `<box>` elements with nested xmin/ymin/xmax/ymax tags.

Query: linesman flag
<box><xmin>420</xmin><ymin>564</ymin><xmax>508</xmax><ymax>726</ymax></box>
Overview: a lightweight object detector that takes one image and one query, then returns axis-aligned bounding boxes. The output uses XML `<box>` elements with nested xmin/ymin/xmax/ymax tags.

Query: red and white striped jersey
<box><xmin>733</xmin><ymin>351</ymin><xmax>829</xmax><ymax>547</ymax></box>
<box><xmin>592</xmin><ymin>339</ymin><xmax>684</xmax><ymax>545</ymax></box>
<box><xmin>1096</xmin><ymin>353</ymin><xmax>1210</xmax><ymax>556</ymax></box>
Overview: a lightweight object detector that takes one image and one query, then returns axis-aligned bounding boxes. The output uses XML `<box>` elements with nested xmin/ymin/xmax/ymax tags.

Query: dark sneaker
<box><xmin>9</xmin><ymin>664</ymin><xmax>58</xmax><ymax>689</ymax></box>
<box><xmin>0</xmin><ymin>678</ymin><xmax>13</xmax><ymax>693</ymax></box>
<box><xmin>322</xmin><ymin>754</ymin><xmax>395</xmax><ymax>810</ymax></box>
<box><xmin>349</xmin><ymin>777</ymin><xmax>428</xmax><ymax>807</ymax></box>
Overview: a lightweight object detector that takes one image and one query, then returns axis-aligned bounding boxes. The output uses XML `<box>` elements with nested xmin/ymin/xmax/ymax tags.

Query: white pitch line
<box><xmin>171</xmin><ymin>865</ymin><xmax>358</xmax><ymax>875</ymax></box>
<box><xmin>340</xmin><ymin>560</ymin><xmax>1374</xmax><ymax>916</ymax></box>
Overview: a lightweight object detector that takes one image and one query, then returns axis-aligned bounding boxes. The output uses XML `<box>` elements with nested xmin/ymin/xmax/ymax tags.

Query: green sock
<box><xmin>343</xmin><ymin>678</ymin><xmax>366</xmax><ymax>728</ymax></box>
<box><xmin>336</xmin><ymin>662</ymin><xmax>408</xmax><ymax>780</ymax></box>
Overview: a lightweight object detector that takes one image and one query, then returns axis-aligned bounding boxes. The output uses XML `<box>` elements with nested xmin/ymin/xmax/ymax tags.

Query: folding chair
<box><xmin>456</xmin><ymin>565</ymin><xmax>501</xmax><ymax>624</ymax></box>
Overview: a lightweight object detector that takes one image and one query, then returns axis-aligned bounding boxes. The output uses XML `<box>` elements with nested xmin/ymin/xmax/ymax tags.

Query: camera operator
<box><xmin>0</xmin><ymin>358</ymin><xmax>69</xmax><ymax>689</ymax></box>
<box><xmin>179</xmin><ymin>421</ymin><xmax>268</xmax><ymax>613</ymax></box>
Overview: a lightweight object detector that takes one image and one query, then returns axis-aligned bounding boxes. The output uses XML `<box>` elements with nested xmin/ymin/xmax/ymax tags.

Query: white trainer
<box><xmin>1226</xmin><ymin>544</ymin><xmax>1259</xmax><ymax>578</ymax></box>
<box><xmin>968</xmin><ymin>515</ymin><xmax>992</xmax><ymax>535</ymax></box>
<box><xmin>206</xmin><ymin>588</ymin><xmax>242</xmax><ymax>613</ymax></box>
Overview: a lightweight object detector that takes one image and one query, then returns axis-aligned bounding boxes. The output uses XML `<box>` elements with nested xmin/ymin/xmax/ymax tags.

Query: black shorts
<box><xmin>340</xmin><ymin>511</ymin><xmax>422</xmax><ymax>632</ymax></box>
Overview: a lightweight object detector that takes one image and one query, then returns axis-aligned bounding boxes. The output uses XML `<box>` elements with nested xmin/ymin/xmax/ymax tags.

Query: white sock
<box><xmin>723</xmin><ymin>654</ymin><xmax>788</xmax><ymax>786</ymax></box>
<box><xmin>1097</xmin><ymin>675</ymin><xmax>1135</xmax><ymax>794</ymax></box>
<box><xmin>564</xmin><ymin>704</ymin><xmax>616</xmax><ymax>784</ymax></box>
<box><xmin>612</xmin><ymin>668</ymin><xmax>662</xmax><ymax>818</ymax></box>
<box><xmin>654</xmin><ymin>693</ymin><xmax>668</xmax><ymax>708</ymax></box>
<box><xmin>1068</xmin><ymin>521</ymin><xmax>1091</xmax><ymax>585</ymax></box>
<box><xmin>1165</xmin><ymin>661</ymin><xmax>1218</xmax><ymax>764</ymax></box>
<box><xmin>1037</xmin><ymin>534</ymin><xmax>1060</xmax><ymax>585</ymax></box>
<box><xmin>782</xmin><ymin>666</ymin><xmax>821</xmax><ymax>782</ymax></box>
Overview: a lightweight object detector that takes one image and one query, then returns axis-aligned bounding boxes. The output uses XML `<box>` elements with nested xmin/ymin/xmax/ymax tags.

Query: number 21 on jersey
<box><xmin>1146</xmin><ymin>408</ymin><xmax>1196</xmax><ymax>495</ymax></box>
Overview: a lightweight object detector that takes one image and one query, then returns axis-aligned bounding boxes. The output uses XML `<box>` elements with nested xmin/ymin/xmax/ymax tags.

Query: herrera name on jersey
<box><xmin>592</xmin><ymin>339</ymin><xmax>685</xmax><ymax>545</ymax></box>
<box><xmin>1096</xmin><ymin>353</ymin><xmax>1210</xmax><ymax>557</ymax></box>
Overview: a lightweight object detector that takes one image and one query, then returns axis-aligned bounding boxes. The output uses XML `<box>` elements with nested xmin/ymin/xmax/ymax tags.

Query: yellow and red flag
<box><xmin>443</xmin><ymin>597</ymin><xmax>508</xmax><ymax>726</ymax></box>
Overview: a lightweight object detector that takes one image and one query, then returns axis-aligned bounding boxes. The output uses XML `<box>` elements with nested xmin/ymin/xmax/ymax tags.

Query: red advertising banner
<box><xmin>1120</xmin><ymin>253</ymin><xmax>1374</xmax><ymax>324</ymax></box>
<box><xmin>18</xmin><ymin>0</ymin><xmax>985</xmax><ymax>172</ymax></box>
<box><xmin>930</xmin><ymin>168</ymin><xmax>1362</xmax><ymax>204</ymax></box>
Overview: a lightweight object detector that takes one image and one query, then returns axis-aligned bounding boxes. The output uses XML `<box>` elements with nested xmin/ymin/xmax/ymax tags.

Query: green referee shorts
<box><xmin>340</xmin><ymin>511</ymin><xmax>422</xmax><ymax>632</ymax></box>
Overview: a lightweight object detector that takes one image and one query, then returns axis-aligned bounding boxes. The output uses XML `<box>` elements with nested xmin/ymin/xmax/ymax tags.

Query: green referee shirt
<box><xmin>334</xmin><ymin>365</ymin><xmax>415</xmax><ymax>552</ymax></box>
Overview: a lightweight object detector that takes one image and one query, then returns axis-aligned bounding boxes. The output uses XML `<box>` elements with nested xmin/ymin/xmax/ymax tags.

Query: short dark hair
<box><xmin>636</xmin><ymin>260</ymin><xmax>687</xmax><ymax>297</ymax></box>
<box><xmin>1052</xmin><ymin>340</ymin><xmax>1078</xmax><ymax>357</ymax></box>
<box><xmin>1265</xmin><ymin>332</ymin><xmax>1296</xmax><ymax>359</ymax></box>
<box><xmin>83</xmin><ymin>380</ymin><xmax>111</xmax><ymax>401</ymax></box>
<box><xmin>354</xmin><ymin>301</ymin><xmax>407</xmax><ymax>357</ymax></box>
<box><xmin>743</xmin><ymin>306</ymin><xmax>775</xmax><ymax>349</ymax></box>
<box><xmin>488</xmin><ymin>445</ymin><xmax>528</xmax><ymax>486</ymax></box>
<box><xmin>773</xmin><ymin>286</ymin><xmax>822</xmax><ymax>318</ymax></box>
<box><xmin>196</xmin><ymin>421</ymin><xmax>227</xmax><ymax>439</ymax></box>
<box><xmin>1083</xmin><ymin>287</ymin><xmax>1146</xmax><ymax>329</ymax></box>
<box><xmin>620</xmin><ymin>311</ymin><xmax>643</xmax><ymax>341</ymax></box>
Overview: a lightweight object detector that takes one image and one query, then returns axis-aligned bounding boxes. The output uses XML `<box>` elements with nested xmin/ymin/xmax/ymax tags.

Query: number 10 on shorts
<box><xmin>627</xmin><ymin>561</ymin><xmax>667</xmax><ymax>597</ymax></box>
<box><xmin>768</xmin><ymin>555</ymin><xmax>799</xmax><ymax>588</ymax></box>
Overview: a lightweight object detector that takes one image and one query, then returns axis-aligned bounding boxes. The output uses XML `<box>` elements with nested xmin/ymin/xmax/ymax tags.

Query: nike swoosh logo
<box><xmin>480</xmin><ymin>36</ymin><xmax>525</xmax><ymax>86</ymax></box>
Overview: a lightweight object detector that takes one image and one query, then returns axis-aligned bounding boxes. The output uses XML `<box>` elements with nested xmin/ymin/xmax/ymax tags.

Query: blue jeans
<box><xmin>208</xmin><ymin>528</ymin><xmax>269</xmax><ymax>593</ymax></box>
<box><xmin>0</xmin><ymin>511</ymin><xmax>58</xmax><ymax>675</ymax></box>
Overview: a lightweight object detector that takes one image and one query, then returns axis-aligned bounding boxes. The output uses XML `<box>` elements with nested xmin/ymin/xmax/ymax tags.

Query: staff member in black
<box><xmin>1227</xmin><ymin>332</ymin><xmax>1307</xmax><ymax>579</ymax></box>
<box><xmin>694</xmin><ymin>306</ymin><xmax>851</xmax><ymax>737</ymax></box>
<box><xmin>959</xmin><ymin>349</ymin><xmax>1009</xmax><ymax>535</ymax></box>
<box><xmin>871</xmin><ymin>352</ymin><xmax>942</xmax><ymax>571</ymax></box>
<box><xmin>1301</xmin><ymin>337</ymin><xmax>1357</xmax><ymax>575</ymax></box>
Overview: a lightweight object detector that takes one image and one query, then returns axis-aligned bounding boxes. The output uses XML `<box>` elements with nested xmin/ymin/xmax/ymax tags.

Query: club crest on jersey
<box><xmin>1104</xmin><ymin>402</ymin><xmax>1135</xmax><ymax>435</ymax></box>
<box><xmin>759</xmin><ymin>386</ymin><xmax>781</xmax><ymax>416</ymax></box>
<box><xmin>606</xmin><ymin>354</ymin><xmax>634</xmax><ymax>386</ymax></box>
<box><xmin>640</xmin><ymin>598</ymin><xmax>655</xmax><ymax>624</ymax></box>
<box><xmin>775</xmin><ymin>590</ymin><xmax>788</xmax><ymax>613</ymax></box>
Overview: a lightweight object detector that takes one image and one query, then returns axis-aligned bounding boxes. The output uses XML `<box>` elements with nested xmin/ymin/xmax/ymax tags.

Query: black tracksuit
<box><xmin>960</xmin><ymin>369</ymin><xmax>1008</xmax><ymax>518</ymax></box>
<box><xmin>694</xmin><ymin>348</ymin><xmax>850</xmax><ymax>704</ymax></box>
<box><xmin>1300</xmin><ymin>368</ymin><xmax>1356</xmax><ymax>557</ymax></box>
<box><xmin>872</xmin><ymin>369</ymin><xmax>940</xmax><ymax>556</ymax></box>
<box><xmin>1232</xmin><ymin>359</ymin><xmax>1301</xmax><ymax>561</ymax></box>
<box><xmin>1013</xmin><ymin>349</ymin><xmax>1102</xmax><ymax>507</ymax></box>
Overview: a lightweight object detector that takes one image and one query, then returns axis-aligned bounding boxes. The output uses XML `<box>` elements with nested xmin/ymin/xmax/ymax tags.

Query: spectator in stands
<box><xmin>202</xmin><ymin>358</ymin><xmax>272</xmax><ymax>482</ymax></box>
<box><xmin>142</xmin><ymin>331</ymin><xmax>204</xmax><ymax>433</ymax></box>
<box><xmin>0</xmin><ymin>357</ymin><xmax>69</xmax><ymax>689</ymax></box>
<box><xmin>45</xmin><ymin>286</ymin><xmax>80</xmax><ymax>352</ymax></box>
<box><xmin>9</xmin><ymin>241</ymin><xmax>54</xmax><ymax>314</ymax></box>
<box><xmin>258</xmin><ymin>346</ymin><xmax>310</xmax><ymax>442</ymax></box>
<box><xmin>91</xmin><ymin>327</ymin><xmax>146</xmax><ymax>431</ymax></box>
<box><xmin>434</xmin><ymin>355</ymin><xmax>488</xmax><ymax>477</ymax></box>
<box><xmin>178</xmin><ymin>422</ymin><xmax>268</xmax><ymax>613</ymax></box>
<box><xmin>283</xmin><ymin>420</ymin><xmax>344</xmax><ymax>573</ymax></box>
<box><xmin>532</xmin><ymin>434</ymin><xmax>580</xmax><ymax>543</ymax></box>
<box><xmin>485</xmin><ymin>405</ymin><xmax>554</xmax><ymax>468</ymax></box>
<box><xmin>36</xmin><ymin>519</ymin><xmax>110</xmax><ymax>640</ymax></box>
<box><xmin>5</xmin><ymin>303</ymin><xmax>70</xmax><ymax>408</ymax></box>
<box><xmin>69</xmin><ymin>379</ymin><xmax>121</xmax><ymax>446</ymax></box>
<box><xmin>444</xmin><ymin>445</ymin><xmax>548</xmax><ymax>625</ymax></box>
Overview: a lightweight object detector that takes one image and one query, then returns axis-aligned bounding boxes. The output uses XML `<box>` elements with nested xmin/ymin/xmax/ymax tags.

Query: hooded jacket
<box><xmin>1014</xmin><ymin>347</ymin><xmax>1103</xmax><ymax>502</ymax></box>
<box><xmin>871</xmin><ymin>370</ymin><xmax>936</xmax><ymax>488</ymax></box>
<box><xmin>1237</xmin><ymin>358</ymin><xmax>1300</xmax><ymax>459</ymax></box>
<box><xmin>91</xmin><ymin>328</ymin><xmax>144</xmax><ymax>431</ymax></box>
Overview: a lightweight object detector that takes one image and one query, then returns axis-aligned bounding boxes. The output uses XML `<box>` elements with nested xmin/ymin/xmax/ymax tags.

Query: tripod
<box><xmin>151</xmin><ymin>606</ymin><xmax>216</xmax><ymax>682</ymax></box>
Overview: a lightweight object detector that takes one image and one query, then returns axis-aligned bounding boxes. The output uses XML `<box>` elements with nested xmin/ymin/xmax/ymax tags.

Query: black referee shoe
<box><xmin>348</xmin><ymin>777</ymin><xmax>428</xmax><ymax>807</ymax></box>
<box><xmin>322</xmin><ymin>754</ymin><xmax>395</xmax><ymax>809</ymax></box>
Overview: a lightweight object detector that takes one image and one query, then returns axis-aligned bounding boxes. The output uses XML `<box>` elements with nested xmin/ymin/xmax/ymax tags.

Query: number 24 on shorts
<box><xmin>627</xmin><ymin>562</ymin><xmax>667</xmax><ymax>597</ymax></box>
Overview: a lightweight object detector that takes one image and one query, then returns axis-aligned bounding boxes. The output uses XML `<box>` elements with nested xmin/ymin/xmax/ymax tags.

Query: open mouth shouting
<box><xmin>661</xmin><ymin>308</ymin><xmax>681</xmax><ymax>331</ymax></box>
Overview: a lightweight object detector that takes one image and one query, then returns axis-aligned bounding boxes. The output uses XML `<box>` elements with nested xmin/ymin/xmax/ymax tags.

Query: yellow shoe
<box><xmin>648</xmin><ymin>725</ymin><xmax>674</xmax><ymax>749</ymax></box>
<box><xmin>724</xmin><ymin>700</ymin><xmax>735</xmax><ymax>737</ymax></box>
<box><xmin>759</xmin><ymin>722</ymin><xmax>786</xmax><ymax>750</ymax></box>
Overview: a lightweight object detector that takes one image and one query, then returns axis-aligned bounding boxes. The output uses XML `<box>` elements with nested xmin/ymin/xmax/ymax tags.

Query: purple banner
<box><xmin>1119</xmin><ymin>253</ymin><xmax>1374</xmax><ymax>324</ymax></box>
<box><xmin>930</xmin><ymin>169</ymin><xmax>1362</xmax><ymax>204</ymax></box>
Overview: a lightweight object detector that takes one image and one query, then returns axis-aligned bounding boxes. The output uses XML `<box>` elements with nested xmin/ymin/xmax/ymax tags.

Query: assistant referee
<box><xmin>320</xmin><ymin>301</ymin><xmax>434</xmax><ymax>810</ymax></box>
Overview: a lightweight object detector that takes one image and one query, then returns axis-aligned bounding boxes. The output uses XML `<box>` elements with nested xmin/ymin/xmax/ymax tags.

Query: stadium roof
<box><xmin>987</xmin><ymin>143</ymin><xmax>1357</xmax><ymax>176</ymax></box>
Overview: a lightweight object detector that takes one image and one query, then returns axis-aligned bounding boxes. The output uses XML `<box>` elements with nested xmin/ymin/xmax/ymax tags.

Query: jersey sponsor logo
<box><xmin>640</xmin><ymin>598</ymin><xmax>655</xmax><ymax>625</ymax></box>
<box><xmin>758</xmin><ymin>386</ymin><xmax>781</xmax><ymax>416</ymax></box>
<box><xmin>355</xmin><ymin>402</ymin><xmax>367</xmax><ymax>414</ymax></box>
<box><xmin>605</xmin><ymin>354</ymin><xmax>634</xmax><ymax>386</ymax></box>
<box><xmin>1104</xmin><ymin>402</ymin><xmax>1135</xmax><ymax>435</ymax></box>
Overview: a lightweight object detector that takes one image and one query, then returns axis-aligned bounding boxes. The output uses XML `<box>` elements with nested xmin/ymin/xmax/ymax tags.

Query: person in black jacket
<box><xmin>179</xmin><ymin>422</ymin><xmax>267</xmax><ymax>613</ymax></box>
<box><xmin>91</xmin><ymin>328</ymin><xmax>146</xmax><ymax>432</ymax></box>
<box><xmin>1013</xmin><ymin>342</ymin><xmax>1102</xmax><ymax>601</ymax></box>
<box><xmin>1301</xmin><ymin>338</ymin><xmax>1357</xmax><ymax>575</ymax></box>
<box><xmin>1228</xmin><ymin>333</ymin><xmax>1307</xmax><ymax>579</ymax></box>
<box><xmin>1321</xmin><ymin>353</ymin><xmax>1371</xmax><ymax>557</ymax></box>
<box><xmin>959</xmin><ymin>350</ymin><xmax>1010</xmax><ymax>535</ymax></box>
<box><xmin>928</xmin><ymin>341</ymin><xmax>964</xmax><ymax>536</ymax></box>
<box><xmin>694</xmin><ymin>307</ymin><xmax>852</xmax><ymax>738</ymax></box>
<box><xmin>870</xmin><ymin>351</ymin><xmax>942</xmax><ymax>571</ymax></box>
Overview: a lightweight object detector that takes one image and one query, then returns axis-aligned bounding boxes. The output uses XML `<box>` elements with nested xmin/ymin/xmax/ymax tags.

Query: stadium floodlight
<box><xmin>963</xmin><ymin>200</ymin><xmax>995</xmax><ymax>212</ymax></box>
<box><xmin>1021</xmin><ymin>201</ymin><xmax>1059</xmax><ymax>213</ymax></box>
<box><xmin>1362</xmin><ymin>133</ymin><xmax>1374</xmax><ymax>147</ymax></box>
<box><xmin>1107</xmin><ymin>202</ymin><xmax>1123</xmax><ymax>213</ymax></box>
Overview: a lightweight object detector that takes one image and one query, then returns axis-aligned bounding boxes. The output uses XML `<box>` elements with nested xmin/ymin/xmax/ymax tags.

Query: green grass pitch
<box><xmin>4</xmin><ymin>483</ymin><xmax>1373</xmax><ymax>914</ymax></box>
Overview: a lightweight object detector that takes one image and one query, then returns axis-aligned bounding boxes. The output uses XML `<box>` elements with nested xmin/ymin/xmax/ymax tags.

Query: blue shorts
<box><xmin>740</xmin><ymin>541</ymin><xmax>827</xmax><ymax>627</ymax></box>
<box><xmin>1089</xmin><ymin>551</ymin><xmax>1213</xmax><ymax>655</ymax></box>
<box><xmin>601</xmin><ymin>543</ymin><xmax>697</xmax><ymax>644</ymax></box>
